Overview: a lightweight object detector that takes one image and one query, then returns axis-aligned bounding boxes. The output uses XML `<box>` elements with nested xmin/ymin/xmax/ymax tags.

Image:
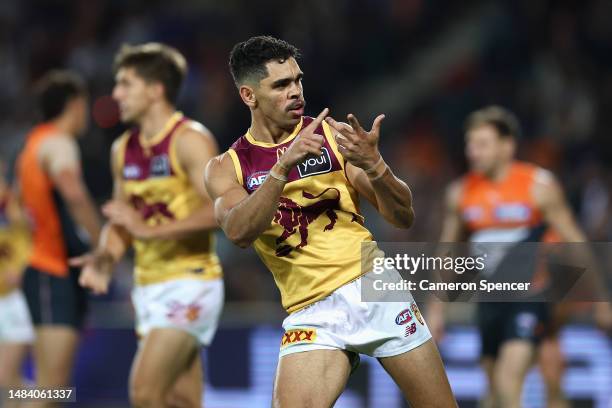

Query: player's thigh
<box><xmin>165</xmin><ymin>351</ymin><xmax>202</xmax><ymax>408</ymax></box>
<box><xmin>378</xmin><ymin>339</ymin><xmax>457</xmax><ymax>408</ymax></box>
<box><xmin>130</xmin><ymin>328</ymin><xmax>200</xmax><ymax>398</ymax></box>
<box><xmin>0</xmin><ymin>343</ymin><xmax>29</xmax><ymax>385</ymax></box>
<box><xmin>273</xmin><ymin>349</ymin><xmax>352</xmax><ymax>408</ymax></box>
<box><xmin>33</xmin><ymin>326</ymin><xmax>79</xmax><ymax>386</ymax></box>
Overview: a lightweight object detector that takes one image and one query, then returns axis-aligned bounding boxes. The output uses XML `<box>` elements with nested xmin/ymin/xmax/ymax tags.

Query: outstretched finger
<box><xmin>371</xmin><ymin>114</ymin><xmax>386</xmax><ymax>135</ymax></box>
<box><xmin>305</xmin><ymin>108</ymin><xmax>329</xmax><ymax>131</ymax></box>
<box><xmin>347</xmin><ymin>114</ymin><xmax>364</xmax><ymax>133</ymax></box>
<box><xmin>69</xmin><ymin>254</ymin><xmax>91</xmax><ymax>267</ymax></box>
<box><xmin>325</xmin><ymin>117</ymin><xmax>357</xmax><ymax>142</ymax></box>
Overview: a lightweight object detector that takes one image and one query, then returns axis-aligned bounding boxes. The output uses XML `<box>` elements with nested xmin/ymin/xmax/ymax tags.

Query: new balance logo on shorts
<box><xmin>405</xmin><ymin>322</ymin><xmax>417</xmax><ymax>337</ymax></box>
<box><xmin>280</xmin><ymin>328</ymin><xmax>317</xmax><ymax>348</ymax></box>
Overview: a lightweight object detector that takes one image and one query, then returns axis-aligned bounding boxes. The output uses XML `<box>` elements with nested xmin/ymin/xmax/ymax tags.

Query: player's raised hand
<box><xmin>278</xmin><ymin>108</ymin><xmax>329</xmax><ymax>170</ymax></box>
<box><xmin>326</xmin><ymin>113</ymin><xmax>385</xmax><ymax>170</ymax></box>
<box><xmin>70</xmin><ymin>252</ymin><xmax>114</xmax><ymax>295</ymax></box>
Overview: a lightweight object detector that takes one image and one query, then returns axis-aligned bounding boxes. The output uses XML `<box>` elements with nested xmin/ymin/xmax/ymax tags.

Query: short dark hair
<box><xmin>35</xmin><ymin>70</ymin><xmax>86</xmax><ymax>121</ymax></box>
<box><xmin>229</xmin><ymin>35</ymin><xmax>300</xmax><ymax>86</ymax></box>
<box><xmin>113</xmin><ymin>43</ymin><xmax>187</xmax><ymax>104</ymax></box>
<box><xmin>464</xmin><ymin>105</ymin><xmax>521</xmax><ymax>139</ymax></box>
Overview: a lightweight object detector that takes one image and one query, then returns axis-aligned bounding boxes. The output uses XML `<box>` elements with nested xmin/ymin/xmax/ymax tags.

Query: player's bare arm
<box><xmin>205</xmin><ymin>108</ymin><xmax>329</xmax><ymax>248</ymax></box>
<box><xmin>103</xmin><ymin>124</ymin><xmax>219</xmax><ymax>240</ymax></box>
<box><xmin>70</xmin><ymin>137</ymin><xmax>132</xmax><ymax>295</ymax></box>
<box><xmin>326</xmin><ymin>114</ymin><xmax>414</xmax><ymax>229</ymax></box>
<box><xmin>42</xmin><ymin>135</ymin><xmax>102</xmax><ymax>246</ymax></box>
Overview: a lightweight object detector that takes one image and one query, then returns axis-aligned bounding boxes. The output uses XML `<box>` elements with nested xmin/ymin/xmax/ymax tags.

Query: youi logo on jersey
<box><xmin>297</xmin><ymin>147</ymin><xmax>332</xmax><ymax>178</ymax></box>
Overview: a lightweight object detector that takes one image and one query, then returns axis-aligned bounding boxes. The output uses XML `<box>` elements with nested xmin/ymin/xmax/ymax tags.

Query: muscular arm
<box><xmin>533</xmin><ymin>170</ymin><xmax>586</xmax><ymax>242</ymax></box>
<box><xmin>345</xmin><ymin>162</ymin><xmax>414</xmax><ymax>228</ymax></box>
<box><xmin>439</xmin><ymin>180</ymin><xmax>466</xmax><ymax>242</ymax></box>
<box><xmin>41</xmin><ymin>136</ymin><xmax>101</xmax><ymax>246</ymax></box>
<box><xmin>205</xmin><ymin>155</ymin><xmax>286</xmax><ymax>248</ymax></box>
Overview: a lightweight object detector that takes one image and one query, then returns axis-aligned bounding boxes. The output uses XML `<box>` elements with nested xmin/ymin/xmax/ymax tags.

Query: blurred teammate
<box><xmin>71</xmin><ymin>43</ymin><xmax>223</xmax><ymax>408</ymax></box>
<box><xmin>15</xmin><ymin>70</ymin><xmax>101</xmax><ymax>405</ymax></box>
<box><xmin>0</xmin><ymin>161</ymin><xmax>33</xmax><ymax>408</ymax></box>
<box><xmin>428</xmin><ymin>106</ymin><xmax>611</xmax><ymax>408</ymax></box>
<box><xmin>205</xmin><ymin>35</ymin><xmax>456</xmax><ymax>407</ymax></box>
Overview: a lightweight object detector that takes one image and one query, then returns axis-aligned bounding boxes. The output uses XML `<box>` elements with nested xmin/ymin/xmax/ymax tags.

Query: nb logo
<box><xmin>276</xmin><ymin>147</ymin><xmax>288</xmax><ymax>161</ymax></box>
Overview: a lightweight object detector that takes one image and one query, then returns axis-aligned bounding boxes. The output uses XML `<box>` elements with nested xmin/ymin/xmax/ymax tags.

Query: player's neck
<box><xmin>249</xmin><ymin>115</ymin><xmax>295</xmax><ymax>144</ymax></box>
<box><xmin>138</xmin><ymin>104</ymin><xmax>176</xmax><ymax>141</ymax></box>
<box><xmin>486</xmin><ymin>161</ymin><xmax>512</xmax><ymax>182</ymax></box>
<box><xmin>49</xmin><ymin>114</ymin><xmax>75</xmax><ymax>137</ymax></box>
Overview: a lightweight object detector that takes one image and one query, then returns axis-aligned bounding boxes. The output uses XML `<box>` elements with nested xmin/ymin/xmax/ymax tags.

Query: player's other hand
<box><xmin>278</xmin><ymin>108</ymin><xmax>329</xmax><ymax>171</ymax></box>
<box><xmin>325</xmin><ymin>113</ymin><xmax>385</xmax><ymax>170</ymax></box>
<box><xmin>102</xmin><ymin>200</ymin><xmax>152</xmax><ymax>239</ymax></box>
<box><xmin>69</xmin><ymin>252</ymin><xmax>114</xmax><ymax>295</ymax></box>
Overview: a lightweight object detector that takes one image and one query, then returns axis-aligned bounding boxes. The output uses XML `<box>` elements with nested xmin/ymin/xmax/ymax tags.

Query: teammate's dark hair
<box><xmin>35</xmin><ymin>70</ymin><xmax>86</xmax><ymax>121</ymax></box>
<box><xmin>113</xmin><ymin>43</ymin><xmax>187</xmax><ymax>105</ymax></box>
<box><xmin>229</xmin><ymin>36</ymin><xmax>300</xmax><ymax>87</ymax></box>
<box><xmin>464</xmin><ymin>106</ymin><xmax>521</xmax><ymax>139</ymax></box>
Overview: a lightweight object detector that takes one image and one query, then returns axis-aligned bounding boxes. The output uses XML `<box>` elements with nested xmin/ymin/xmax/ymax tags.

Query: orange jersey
<box><xmin>458</xmin><ymin>161</ymin><xmax>547</xmax><ymax>242</ymax></box>
<box><xmin>16</xmin><ymin>124</ymin><xmax>87</xmax><ymax>277</ymax></box>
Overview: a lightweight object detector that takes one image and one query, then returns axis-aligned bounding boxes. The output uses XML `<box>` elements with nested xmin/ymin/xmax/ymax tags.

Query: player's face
<box><xmin>466</xmin><ymin>124</ymin><xmax>512</xmax><ymax>174</ymax></box>
<box><xmin>255</xmin><ymin>57</ymin><xmax>305</xmax><ymax>128</ymax></box>
<box><xmin>112</xmin><ymin>67</ymin><xmax>155</xmax><ymax>123</ymax></box>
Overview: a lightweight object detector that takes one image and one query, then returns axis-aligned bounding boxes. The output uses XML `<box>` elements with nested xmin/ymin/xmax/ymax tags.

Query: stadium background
<box><xmin>0</xmin><ymin>0</ymin><xmax>610</xmax><ymax>406</ymax></box>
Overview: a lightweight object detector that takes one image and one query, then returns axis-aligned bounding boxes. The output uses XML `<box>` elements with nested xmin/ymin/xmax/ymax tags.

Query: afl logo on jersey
<box><xmin>150</xmin><ymin>155</ymin><xmax>171</xmax><ymax>177</ymax></box>
<box><xmin>247</xmin><ymin>171</ymin><xmax>268</xmax><ymax>191</ymax></box>
<box><xmin>123</xmin><ymin>165</ymin><xmax>141</xmax><ymax>179</ymax></box>
<box><xmin>495</xmin><ymin>203</ymin><xmax>531</xmax><ymax>222</ymax></box>
<box><xmin>297</xmin><ymin>147</ymin><xmax>332</xmax><ymax>178</ymax></box>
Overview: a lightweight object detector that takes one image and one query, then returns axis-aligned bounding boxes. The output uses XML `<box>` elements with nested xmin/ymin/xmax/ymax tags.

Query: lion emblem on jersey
<box><xmin>273</xmin><ymin>188</ymin><xmax>341</xmax><ymax>257</ymax></box>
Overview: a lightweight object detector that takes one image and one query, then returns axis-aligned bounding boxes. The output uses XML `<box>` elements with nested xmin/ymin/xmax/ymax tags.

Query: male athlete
<box><xmin>71</xmin><ymin>43</ymin><xmax>223</xmax><ymax>408</ymax></box>
<box><xmin>427</xmin><ymin>106</ymin><xmax>612</xmax><ymax>408</ymax></box>
<box><xmin>0</xmin><ymin>161</ymin><xmax>33</xmax><ymax>408</ymax></box>
<box><xmin>16</xmin><ymin>70</ymin><xmax>101</xmax><ymax>405</ymax></box>
<box><xmin>205</xmin><ymin>35</ymin><xmax>456</xmax><ymax>407</ymax></box>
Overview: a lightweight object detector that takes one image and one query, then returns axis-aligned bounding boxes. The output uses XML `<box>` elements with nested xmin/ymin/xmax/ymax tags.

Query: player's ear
<box><xmin>148</xmin><ymin>81</ymin><xmax>165</xmax><ymax>101</ymax></box>
<box><xmin>239</xmin><ymin>85</ymin><xmax>257</xmax><ymax>108</ymax></box>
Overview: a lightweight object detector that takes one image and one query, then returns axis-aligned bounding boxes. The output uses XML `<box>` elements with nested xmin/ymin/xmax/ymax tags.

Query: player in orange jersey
<box><xmin>427</xmin><ymin>106</ymin><xmax>611</xmax><ymax>408</ymax></box>
<box><xmin>205</xmin><ymin>35</ymin><xmax>457</xmax><ymax>408</ymax></box>
<box><xmin>71</xmin><ymin>43</ymin><xmax>223</xmax><ymax>408</ymax></box>
<box><xmin>15</xmin><ymin>71</ymin><xmax>101</xmax><ymax>406</ymax></box>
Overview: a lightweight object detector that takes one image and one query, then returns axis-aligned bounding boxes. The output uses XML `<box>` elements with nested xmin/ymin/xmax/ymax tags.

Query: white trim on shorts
<box><xmin>0</xmin><ymin>289</ymin><xmax>35</xmax><ymax>344</ymax></box>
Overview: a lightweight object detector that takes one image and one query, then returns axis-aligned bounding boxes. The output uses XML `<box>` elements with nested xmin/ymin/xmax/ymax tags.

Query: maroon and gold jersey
<box><xmin>116</xmin><ymin>112</ymin><xmax>222</xmax><ymax>286</ymax></box>
<box><xmin>228</xmin><ymin>117</ymin><xmax>377</xmax><ymax>313</ymax></box>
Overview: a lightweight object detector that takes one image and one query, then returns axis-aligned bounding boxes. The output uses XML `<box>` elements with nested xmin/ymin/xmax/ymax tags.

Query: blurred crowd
<box><xmin>0</xmin><ymin>0</ymin><xmax>610</xmax><ymax>304</ymax></box>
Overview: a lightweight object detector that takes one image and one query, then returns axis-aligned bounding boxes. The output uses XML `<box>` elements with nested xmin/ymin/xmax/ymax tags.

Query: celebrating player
<box><xmin>205</xmin><ymin>35</ymin><xmax>457</xmax><ymax>408</ymax></box>
<box><xmin>71</xmin><ymin>43</ymin><xmax>223</xmax><ymax>408</ymax></box>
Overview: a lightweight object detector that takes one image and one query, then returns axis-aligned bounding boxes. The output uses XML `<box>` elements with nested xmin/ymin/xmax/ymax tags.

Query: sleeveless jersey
<box><xmin>0</xmin><ymin>192</ymin><xmax>30</xmax><ymax>295</ymax></box>
<box><xmin>458</xmin><ymin>161</ymin><xmax>551</xmax><ymax>242</ymax></box>
<box><xmin>228</xmin><ymin>117</ymin><xmax>378</xmax><ymax>313</ymax></box>
<box><xmin>116</xmin><ymin>112</ymin><xmax>222</xmax><ymax>286</ymax></box>
<box><xmin>16</xmin><ymin>123</ymin><xmax>87</xmax><ymax>277</ymax></box>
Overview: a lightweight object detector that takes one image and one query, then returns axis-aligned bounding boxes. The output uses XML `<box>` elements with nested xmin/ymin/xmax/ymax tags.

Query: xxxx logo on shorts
<box><xmin>280</xmin><ymin>328</ymin><xmax>317</xmax><ymax>348</ymax></box>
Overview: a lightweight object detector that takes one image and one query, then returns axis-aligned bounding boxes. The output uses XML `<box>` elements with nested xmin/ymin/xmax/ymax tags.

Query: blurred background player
<box><xmin>72</xmin><ymin>43</ymin><xmax>223</xmax><ymax>407</ymax></box>
<box><xmin>427</xmin><ymin>106</ymin><xmax>612</xmax><ymax>408</ymax></box>
<box><xmin>0</xmin><ymin>160</ymin><xmax>33</xmax><ymax>408</ymax></box>
<box><xmin>15</xmin><ymin>70</ymin><xmax>101</xmax><ymax>406</ymax></box>
<box><xmin>205</xmin><ymin>35</ymin><xmax>456</xmax><ymax>408</ymax></box>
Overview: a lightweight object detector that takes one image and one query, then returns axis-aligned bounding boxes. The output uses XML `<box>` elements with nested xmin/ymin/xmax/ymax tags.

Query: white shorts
<box><xmin>0</xmin><ymin>289</ymin><xmax>35</xmax><ymax>344</ymax></box>
<box><xmin>280</xmin><ymin>273</ymin><xmax>431</xmax><ymax>362</ymax></box>
<box><xmin>132</xmin><ymin>278</ymin><xmax>224</xmax><ymax>346</ymax></box>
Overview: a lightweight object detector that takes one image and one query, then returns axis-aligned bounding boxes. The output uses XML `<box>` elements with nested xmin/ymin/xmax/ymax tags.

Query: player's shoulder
<box><xmin>175</xmin><ymin>118</ymin><xmax>218</xmax><ymax>151</ymax></box>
